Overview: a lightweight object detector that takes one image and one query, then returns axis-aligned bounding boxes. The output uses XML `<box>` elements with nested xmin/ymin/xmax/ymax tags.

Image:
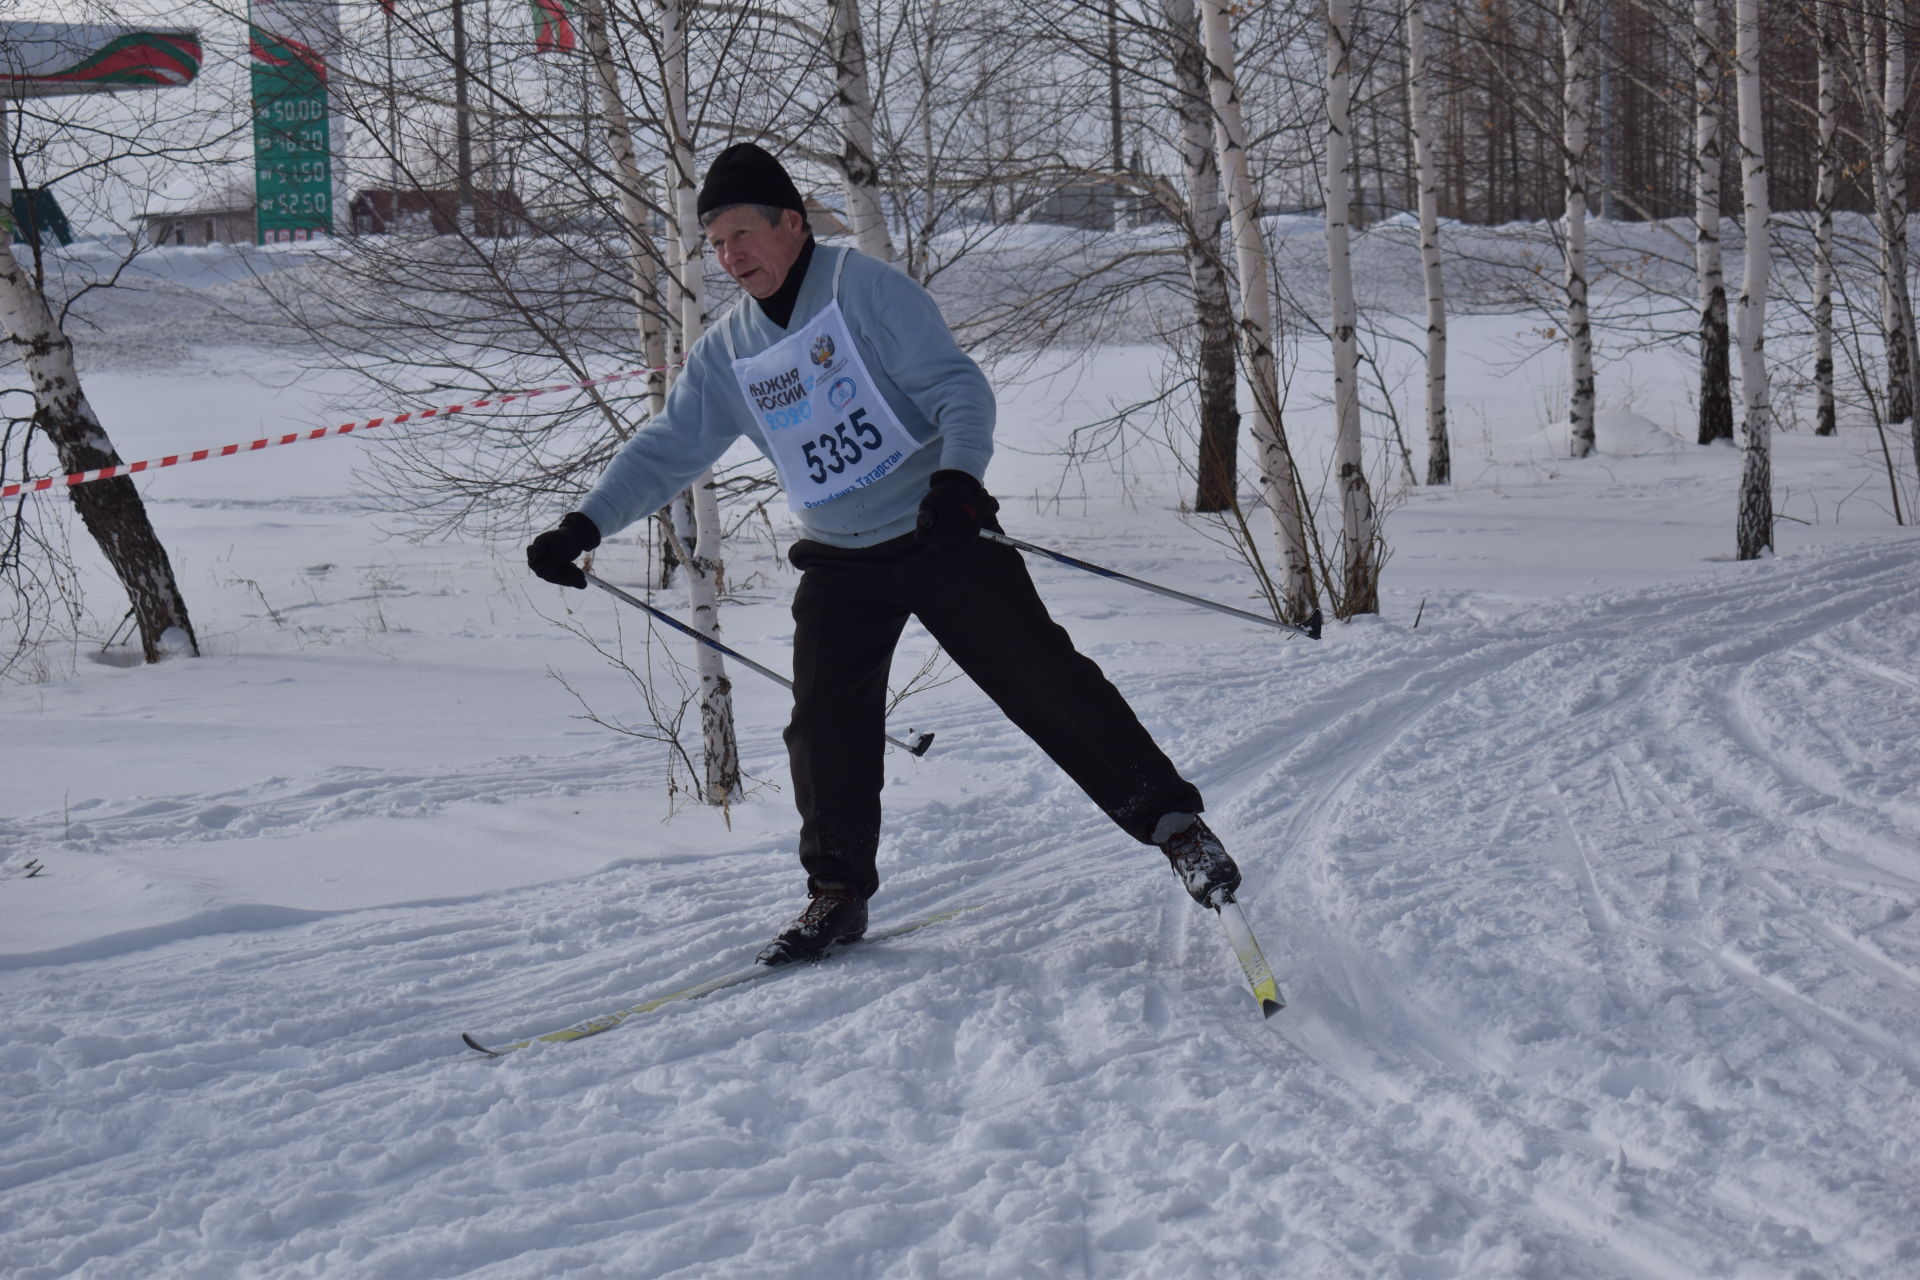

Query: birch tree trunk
<box><xmin>1692</xmin><ymin>0</ymin><xmax>1734</xmax><ymax>445</ymax></box>
<box><xmin>661</xmin><ymin>0</ymin><xmax>740</xmax><ymax>805</ymax></box>
<box><xmin>579</xmin><ymin>0</ymin><xmax>681</xmax><ymax>589</ymax></box>
<box><xmin>1407</xmin><ymin>0</ymin><xmax>1450</xmax><ymax>486</ymax></box>
<box><xmin>1733</xmin><ymin>0</ymin><xmax>1772</xmax><ymax>561</ymax></box>
<box><xmin>1198</xmin><ymin>0</ymin><xmax>1317</xmax><ymax>623</ymax></box>
<box><xmin>1814</xmin><ymin>2</ymin><xmax>1838</xmax><ymax>437</ymax></box>
<box><xmin>1107</xmin><ymin>0</ymin><xmax>1126</xmax><ymax>179</ymax></box>
<box><xmin>905</xmin><ymin>0</ymin><xmax>941</xmax><ymax>281</ymax></box>
<box><xmin>1884</xmin><ymin>0</ymin><xmax>1917</xmax><ymax>432</ymax></box>
<box><xmin>1326</xmin><ymin>0</ymin><xmax>1377</xmax><ymax>613</ymax></box>
<box><xmin>1561</xmin><ymin>0</ymin><xmax>1597</xmax><ymax>459</ymax></box>
<box><xmin>1895</xmin><ymin>2</ymin><xmax>1920</xmax><ymax>480</ymax></box>
<box><xmin>0</xmin><ymin>249</ymin><xmax>198</xmax><ymax>663</ymax></box>
<box><xmin>578</xmin><ymin>0</ymin><xmax>669</xmax><ymax>417</ymax></box>
<box><xmin>826</xmin><ymin>0</ymin><xmax>896</xmax><ymax>263</ymax></box>
<box><xmin>1165</xmin><ymin>0</ymin><xmax>1240</xmax><ymax>513</ymax></box>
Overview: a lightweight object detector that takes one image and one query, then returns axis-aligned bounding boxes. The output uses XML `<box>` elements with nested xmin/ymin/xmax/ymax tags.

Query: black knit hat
<box><xmin>696</xmin><ymin>142</ymin><xmax>806</xmax><ymax>219</ymax></box>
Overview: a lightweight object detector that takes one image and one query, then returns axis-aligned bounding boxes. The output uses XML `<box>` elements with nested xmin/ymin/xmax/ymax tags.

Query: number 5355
<box><xmin>801</xmin><ymin>407</ymin><xmax>884</xmax><ymax>484</ymax></box>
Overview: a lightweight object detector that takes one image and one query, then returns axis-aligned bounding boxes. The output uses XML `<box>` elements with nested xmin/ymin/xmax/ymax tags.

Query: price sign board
<box><xmin>249</xmin><ymin>0</ymin><xmax>338</xmax><ymax>242</ymax></box>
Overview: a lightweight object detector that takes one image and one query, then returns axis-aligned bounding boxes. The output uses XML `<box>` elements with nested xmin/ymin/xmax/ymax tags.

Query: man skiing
<box><xmin>528</xmin><ymin>143</ymin><xmax>1239</xmax><ymax>965</ymax></box>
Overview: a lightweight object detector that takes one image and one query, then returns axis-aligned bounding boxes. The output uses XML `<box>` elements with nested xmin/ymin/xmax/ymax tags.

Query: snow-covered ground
<box><xmin>3</xmin><ymin>247</ymin><xmax>1919</xmax><ymax>1278</ymax></box>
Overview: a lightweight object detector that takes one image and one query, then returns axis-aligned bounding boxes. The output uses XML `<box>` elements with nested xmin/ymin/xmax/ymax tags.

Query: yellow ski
<box><xmin>462</xmin><ymin>906</ymin><xmax>978</xmax><ymax>1057</ymax></box>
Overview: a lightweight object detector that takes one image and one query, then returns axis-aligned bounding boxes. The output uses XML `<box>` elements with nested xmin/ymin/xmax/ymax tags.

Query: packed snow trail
<box><xmin>4</xmin><ymin>539</ymin><xmax>1918</xmax><ymax>1278</ymax></box>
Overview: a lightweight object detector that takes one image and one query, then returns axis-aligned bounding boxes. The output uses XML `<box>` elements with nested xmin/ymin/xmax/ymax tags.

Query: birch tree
<box><xmin>1817</xmin><ymin>0</ymin><xmax>1919</xmax><ymax>471</ymax></box>
<box><xmin>1406</xmin><ymin>0</ymin><xmax>1448</xmax><ymax>485</ymax></box>
<box><xmin>1198</xmin><ymin>0</ymin><xmax>1317</xmax><ymax>623</ymax></box>
<box><xmin>661</xmin><ymin>0</ymin><xmax>740</xmax><ymax>806</ymax></box>
<box><xmin>1164</xmin><ymin>0</ymin><xmax>1240</xmax><ymax>512</ymax></box>
<box><xmin>1692</xmin><ymin>0</ymin><xmax>1733</xmax><ymax>445</ymax></box>
<box><xmin>1560</xmin><ymin>0</ymin><xmax>1597</xmax><ymax>459</ymax></box>
<box><xmin>579</xmin><ymin>0</ymin><xmax>696</xmax><ymax>600</ymax></box>
<box><xmin>0</xmin><ymin>27</ymin><xmax>235</xmax><ymax>671</ymax></box>
<box><xmin>0</xmin><ymin>251</ymin><xmax>199</xmax><ymax>664</ymax></box>
<box><xmin>1882</xmin><ymin>0</ymin><xmax>1917</xmax><ymax>435</ymax></box>
<box><xmin>1325</xmin><ymin>0</ymin><xmax>1377</xmax><ymax>612</ymax></box>
<box><xmin>579</xmin><ymin>0</ymin><xmax>669</xmax><ymax>417</ymax></box>
<box><xmin>1733</xmin><ymin>0</ymin><xmax>1772</xmax><ymax>560</ymax></box>
<box><xmin>1813</xmin><ymin>0</ymin><xmax>1837</xmax><ymax>438</ymax></box>
<box><xmin>1893</xmin><ymin>0</ymin><xmax>1920</xmax><ymax>481</ymax></box>
<box><xmin>826</xmin><ymin>0</ymin><xmax>896</xmax><ymax>262</ymax></box>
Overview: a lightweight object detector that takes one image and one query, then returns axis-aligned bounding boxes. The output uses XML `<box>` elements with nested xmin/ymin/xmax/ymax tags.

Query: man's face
<box><xmin>707</xmin><ymin>206</ymin><xmax>809</xmax><ymax>299</ymax></box>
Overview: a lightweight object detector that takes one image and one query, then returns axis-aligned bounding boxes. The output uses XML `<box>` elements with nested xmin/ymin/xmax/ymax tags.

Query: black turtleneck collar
<box><xmin>756</xmin><ymin>234</ymin><xmax>817</xmax><ymax>329</ymax></box>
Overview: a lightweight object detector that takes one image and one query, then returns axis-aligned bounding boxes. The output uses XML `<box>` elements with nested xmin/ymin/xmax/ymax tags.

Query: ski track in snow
<box><xmin>4</xmin><ymin>541</ymin><xmax>1919</xmax><ymax>1278</ymax></box>
<box><xmin>0</xmin><ymin>745</ymin><xmax>664</xmax><ymax>859</ymax></box>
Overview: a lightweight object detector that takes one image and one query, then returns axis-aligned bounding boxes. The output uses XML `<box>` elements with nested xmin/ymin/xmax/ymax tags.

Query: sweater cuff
<box><xmin>573</xmin><ymin>494</ymin><xmax>622</xmax><ymax>542</ymax></box>
<box><xmin>928</xmin><ymin>469</ymin><xmax>987</xmax><ymax>494</ymax></box>
<box><xmin>561</xmin><ymin>510</ymin><xmax>602</xmax><ymax>550</ymax></box>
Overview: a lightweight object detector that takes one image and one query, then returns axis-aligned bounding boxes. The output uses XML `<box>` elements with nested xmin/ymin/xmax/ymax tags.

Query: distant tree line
<box><xmin>1387</xmin><ymin>0</ymin><xmax>1898</xmax><ymax>227</ymax></box>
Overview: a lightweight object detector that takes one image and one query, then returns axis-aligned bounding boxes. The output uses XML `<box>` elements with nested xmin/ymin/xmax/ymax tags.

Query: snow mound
<box><xmin>1525</xmin><ymin>406</ymin><xmax>1689</xmax><ymax>458</ymax></box>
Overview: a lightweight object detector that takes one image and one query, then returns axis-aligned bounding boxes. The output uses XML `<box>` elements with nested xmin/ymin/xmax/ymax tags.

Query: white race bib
<box><xmin>725</xmin><ymin>251</ymin><xmax>923</xmax><ymax>512</ymax></box>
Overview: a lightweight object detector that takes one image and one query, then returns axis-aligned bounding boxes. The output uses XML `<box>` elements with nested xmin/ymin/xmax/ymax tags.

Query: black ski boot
<box><xmin>1158</xmin><ymin>816</ymin><xmax>1241</xmax><ymax>908</ymax></box>
<box><xmin>756</xmin><ymin>890</ymin><xmax>869</xmax><ymax>966</ymax></box>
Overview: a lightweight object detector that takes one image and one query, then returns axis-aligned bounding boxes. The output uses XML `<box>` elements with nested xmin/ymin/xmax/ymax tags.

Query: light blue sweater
<box><xmin>576</xmin><ymin>246</ymin><xmax>996</xmax><ymax>548</ymax></box>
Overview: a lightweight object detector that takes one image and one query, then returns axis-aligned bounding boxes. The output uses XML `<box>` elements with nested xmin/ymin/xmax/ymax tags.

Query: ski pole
<box><xmin>582</xmin><ymin>572</ymin><xmax>936</xmax><ymax>757</ymax></box>
<box><xmin>980</xmin><ymin>531</ymin><xmax>1323</xmax><ymax>640</ymax></box>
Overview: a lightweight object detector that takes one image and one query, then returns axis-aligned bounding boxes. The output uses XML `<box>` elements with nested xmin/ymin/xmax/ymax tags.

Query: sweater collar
<box><xmin>754</xmin><ymin>234</ymin><xmax>817</xmax><ymax>329</ymax></box>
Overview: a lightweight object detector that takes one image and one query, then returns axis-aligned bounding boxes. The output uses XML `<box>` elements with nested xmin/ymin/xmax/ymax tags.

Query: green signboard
<box><xmin>249</xmin><ymin>0</ymin><xmax>336</xmax><ymax>242</ymax></box>
<box><xmin>11</xmin><ymin>188</ymin><xmax>74</xmax><ymax>247</ymax></box>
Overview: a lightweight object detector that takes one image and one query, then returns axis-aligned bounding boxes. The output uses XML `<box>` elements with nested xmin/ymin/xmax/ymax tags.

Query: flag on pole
<box><xmin>530</xmin><ymin>0</ymin><xmax>576</xmax><ymax>53</ymax></box>
<box><xmin>0</xmin><ymin>23</ymin><xmax>201</xmax><ymax>95</ymax></box>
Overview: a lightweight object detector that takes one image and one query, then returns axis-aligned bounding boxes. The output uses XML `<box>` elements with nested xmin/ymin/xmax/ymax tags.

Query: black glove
<box><xmin>915</xmin><ymin>470</ymin><xmax>999</xmax><ymax>552</ymax></box>
<box><xmin>526</xmin><ymin>511</ymin><xmax>602</xmax><ymax>589</ymax></box>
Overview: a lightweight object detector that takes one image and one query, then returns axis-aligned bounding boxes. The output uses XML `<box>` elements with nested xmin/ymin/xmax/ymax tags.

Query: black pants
<box><xmin>785</xmin><ymin>531</ymin><xmax>1202</xmax><ymax>899</ymax></box>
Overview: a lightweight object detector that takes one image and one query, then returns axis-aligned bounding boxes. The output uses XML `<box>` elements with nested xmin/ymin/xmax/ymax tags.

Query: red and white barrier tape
<box><xmin>1</xmin><ymin>363</ymin><xmax>670</xmax><ymax>501</ymax></box>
